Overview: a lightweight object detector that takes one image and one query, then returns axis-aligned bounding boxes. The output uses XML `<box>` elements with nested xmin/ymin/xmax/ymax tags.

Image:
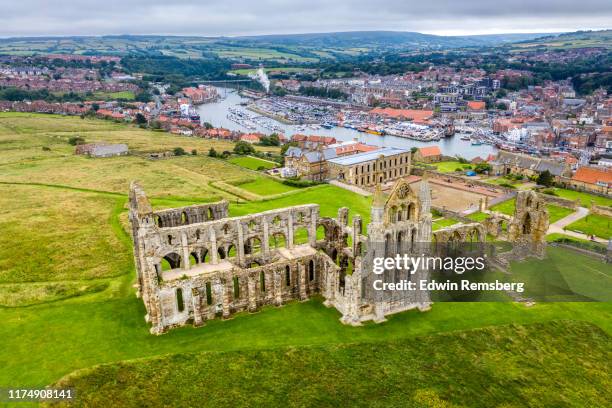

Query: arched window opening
<box><xmin>269</xmin><ymin>233</ymin><xmax>287</xmax><ymax>249</ymax></box>
<box><xmin>167</xmin><ymin>235</ymin><xmax>173</xmax><ymax>245</ymax></box>
<box><xmin>189</xmin><ymin>253</ymin><xmax>198</xmax><ymax>266</ymax></box>
<box><xmin>205</xmin><ymin>282</ymin><xmax>213</xmax><ymax>305</ymax></box>
<box><xmin>308</xmin><ymin>260</ymin><xmax>315</xmax><ymax>281</ymax></box>
<box><xmin>155</xmin><ymin>215</ymin><xmax>162</xmax><ymax>227</ymax></box>
<box><xmin>233</xmin><ymin>277</ymin><xmax>240</xmax><ymax>299</ymax></box>
<box><xmin>522</xmin><ymin>214</ymin><xmax>531</xmax><ymax>235</ymax></box>
<box><xmin>218</xmin><ymin>247</ymin><xmax>226</xmax><ymax>260</ymax></box>
<box><xmin>260</xmin><ymin>271</ymin><xmax>266</xmax><ymax>292</ymax></box>
<box><xmin>176</xmin><ymin>288</ymin><xmax>185</xmax><ymax>312</ymax></box>
<box><xmin>207</xmin><ymin>207</ymin><xmax>214</xmax><ymax>220</ymax></box>
<box><xmin>181</xmin><ymin>211</ymin><xmax>188</xmax><ymax>225</ymax></box>
<box><xmin>195</xmin><ymin>229</ymin><xmax>201</xmax><ymax>240</ymax></box>
<box><xmin>285</xmin><ymin>265</ymin><xmax>291</xmax><ymax>286</ymax></box>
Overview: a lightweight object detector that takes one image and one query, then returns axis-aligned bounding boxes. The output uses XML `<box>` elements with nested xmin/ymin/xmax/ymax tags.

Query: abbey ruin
<box><xmin>129</xmin><ymin>179</ymin><xmax>548</xmax><ymax>335</ymax></box>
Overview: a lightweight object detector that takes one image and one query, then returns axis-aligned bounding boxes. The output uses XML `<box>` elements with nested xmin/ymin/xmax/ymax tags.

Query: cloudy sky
<box><xmin>0</xmin><ymin>0</ymin><xmax>610</xmax><ymax>37</ymax></box>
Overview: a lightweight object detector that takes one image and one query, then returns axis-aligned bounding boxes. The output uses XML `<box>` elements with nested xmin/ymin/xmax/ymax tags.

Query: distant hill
<box><xmin>508</xmin><ymin>29</ymin><xmax>612</xmax><ymax>51</ymax></box>
<box><xmin>234</xmin><ymin>30</ymin><xmax>553</xmax><ymax>49</ymax></box>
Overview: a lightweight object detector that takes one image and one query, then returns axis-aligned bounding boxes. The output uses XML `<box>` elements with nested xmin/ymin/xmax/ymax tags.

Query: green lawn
<box><xmin>432</xmin><ymin>218</ymin><xmax>460</xmax><ymax>231</ymax></box>
<box><xmin>228</xmin><ymin>155</ymin><xmax>277</xmax><ymax>171</ymax></box>
<box><xmin>232</xmin><ymin>177</ymin><xmax>297</xmax><ymax>196</ymax></box>
<box><xmin>565</xmin><ymin>213</ymin><xmax>612</xmax><ymax>239</ymax></box>
<box><xmin>92</xmin><ymin>91</ymin><xmax>135</xmax><ymax>100</ymax></box>
<box><xmin>550</xmin><ymin>188</ymin><xmax>612</xmax><ymax>208</ymax></box>
<box><xmin>467</xmin><ymin>212</ymin><xmax>489</xmax><ymax>222</ymax></box>
<box><xmin>490</xmin><ymin>199</ymin><xmax>574</xmax><ymax>224</ymax></box>
<box><xmin>50</xmin><ymin>321</ymin><xmax>611</xmax><ymax>408</ymax></box>
<box><xmin>430</xmin><ymin>160</ymin><xmax>469</xmax><ymax>173</ymax></box>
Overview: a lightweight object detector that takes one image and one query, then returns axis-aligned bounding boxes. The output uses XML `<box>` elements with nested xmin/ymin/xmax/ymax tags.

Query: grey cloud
<box><xmin>0</xmin><ymin>0</ymin><xmax>610</xmax><ymax>37</ymax></box>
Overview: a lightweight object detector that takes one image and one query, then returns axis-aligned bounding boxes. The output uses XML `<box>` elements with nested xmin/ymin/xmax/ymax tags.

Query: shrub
<box><xmin>499</xmin><ymin>183</ymin><xmax>516</xmax><ymax>189</ymax></box>
<box><xmin>281</xmin><ymin>178</ymin><xmax>322</xmax><ymax>188</ymax></box>
<box><xmin>234</xmin><ymin>141</ymin><xmax>255</xmax><ymax>155</ymax></box>
<box><xmin>191</xmin><ymin>149</ymin><xmax>198</xmax><ymax>156</ymax></box>
<box><xmin>68</xmin><ymin>136</ymin><xmax>85</xmax><ymax>146</ymax></box>
<box><xmin>42</xmin><ymin>146</ymin><xmax>51</xmax><ymax>151</ymax></box>
<box><xmin>173</xmin><ymin>147</ymin><xmax>187</xmax><ymax>156</ymax></box>
<box><xmin>541</xmin><ymin>188</ymin><xmax>558</xmax><ymax>196</ymax></box>
<box><xmin>208</xmin><ymin>147</ymin><xmax>217</xmax><ymax>158</ymax></box>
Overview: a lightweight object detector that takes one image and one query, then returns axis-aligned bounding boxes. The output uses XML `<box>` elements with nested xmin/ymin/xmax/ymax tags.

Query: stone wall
<box><xmin>538</xmin><ymin>193</ymin><xmax>580</xmax><ymax>210</ymax></box>
<box><xmin>591</xmin><ymin>204</ymin><xmax>612</xmax><ymax>217</ymax></box>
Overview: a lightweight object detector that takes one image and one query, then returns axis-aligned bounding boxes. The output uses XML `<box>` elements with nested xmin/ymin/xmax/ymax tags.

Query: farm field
<box><xmin>1</xmin><ymin>113</ymin><xmax>610</xmax><ymax>405</ymax></box>
<box><xmin>92</xmin><ymin>91</ymin><xmax>136</xmax><ymax>100</ymax></box>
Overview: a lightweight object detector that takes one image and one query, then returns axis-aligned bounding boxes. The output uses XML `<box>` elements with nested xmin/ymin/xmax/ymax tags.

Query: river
<box><xmin>196</xmin><ymin>88</ymin><xmax>497</xmax><ymax>160</ymax></box>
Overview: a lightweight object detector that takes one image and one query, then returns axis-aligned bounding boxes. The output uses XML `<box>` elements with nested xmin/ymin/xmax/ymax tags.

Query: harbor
<box><xmin>197</xmin><ymin>88</ymin><xmax>498</xmax><ymax>159</ymax></box>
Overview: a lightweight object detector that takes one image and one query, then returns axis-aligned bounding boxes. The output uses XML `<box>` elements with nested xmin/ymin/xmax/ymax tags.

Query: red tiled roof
<box><xmin>467</xmin><ymin>101</ymin><xmax>486</xmax><ymax>111</ymax></box>
<box><xmin>418</xmin><ymin>146</ymin><xmax>441</xmax><ymax>157</ymax></box>
<box><xmin>572</xmin><ymin>166</ymin><xmax>612</xmax><ymax>185</ymax></box>
<box><xmin>369</xmin><ymin>108</ymin><xmax>433</xmax><ymax>122</ymax></box>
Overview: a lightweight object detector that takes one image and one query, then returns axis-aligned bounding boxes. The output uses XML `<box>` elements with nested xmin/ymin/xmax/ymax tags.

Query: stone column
<box><xmin>236</xmin><ymin>220</ymin><xmax>245</xmax><ymax>264</ymax></box>
<box><xmin>210</xmin><ymin>227</ymin><xmax>219</xmax><ymax>264</ymax></box>
<box><xmin>221</xmin><ymin>278</ymin><xmax>231</xmax><ymax>319</ymax></box>
<box><xmin>191</xmin><ymin>288</ymin><xmax>203</xmax><ymax>326</ymax></box>
<box><xmin>274</xmin><ymin>270</ymin><xmax>283</xmax><ymax>306</ymax></box>
<box><xmin>287</xmin><ymin>212</ymin><xmax>294</xmax><ymax>249</ymax></box>
<box><xmin>180</xmin><ymin>231</ymin><xmax>190</xmax><ymax>269</ymax></box>
<box><xmin>263</xmin><ymin>220</ymin><xmax>270</xmax><ymax>258</ymax></box>
<box><xmin>298</xmin><ymin>263</ymin><xmax>308</xmax><ymax>300</ymax></box>
<box><xmin>309</xmin><ymin>207</ymin><xmax>318</xmax><ymax>246</ymax></box>
<box><xmin>247</xmin><ymin>274</ymin><xmax>257</xmax><ymax>312</ymax></box>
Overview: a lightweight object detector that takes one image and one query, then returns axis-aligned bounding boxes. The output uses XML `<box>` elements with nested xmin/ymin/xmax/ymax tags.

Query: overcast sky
<box><xmin>0</xmin><ymin>0</ymin><xmax>610</xmax><ymax>37</ymax></box>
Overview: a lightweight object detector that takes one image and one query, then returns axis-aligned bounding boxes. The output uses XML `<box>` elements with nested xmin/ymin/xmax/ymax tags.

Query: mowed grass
<box><xmin>432</xmin><ymin>218</ymin><xmax>459</xmax><ymax>231</ymax></box>
<box><xmin>227</xmin><ymin>155</ymin><xmax>277</xmax><ymax>170</ymax></box>
<box><xmin>550</xmin><ymin>187</ymin><xmax>612</xmax><ymax>207</ymax></box>
<box><xmin>49</xmin><ymin>320</ymin><xmax>612</xmax><ymax>408</ymax></box>
<box><xmin>92</xmin><ymin>90</ymin><xmax>135</xmax><ymax>100</ymax></box>
<box><xmin>490</xmin><ymin>198</ymin><xmax>574</xmax><ymax>223</ymax></box>
<box><xmin>232</xmin><ymin>177</ymin><xmax>298</xmax><ymax>196</ymax></box>
<box><xmin>565</xmin><ymin>213</ymin><xmax>612</xmax><ymax>239</ymax></box>
<box><xmin>429</xmin><ymin>160</ymin><xmax>467</xmax><ymax>173</ymax></box>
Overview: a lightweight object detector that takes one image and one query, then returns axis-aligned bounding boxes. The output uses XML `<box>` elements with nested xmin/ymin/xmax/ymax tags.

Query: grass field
<box><xmin>229</xmin><ymin>67</ymin><xmax>315</xmax><ymax>75</ymax></box>
<box><xmin>1</xmin><ymin>113</ymin><xmax>611</xmax><ymax>404</ymax></box>
<box><xmin>490</xmin><ymin>199</ymin><xmax>574</xmax><ymax>224</ymax></box>
<box><xmin>565</xmin><ymin>213</ymin><xmax>612</xmax><ymax>239</ymax></box>
<box><xmin>49</xmin><ymin>320</ymin><xmax>612</xmax><ymax>407</ymax></box>
<box><xmin>429</xmin><ymin>160</ymin><xmax>468</xmax><ymax>173</ymax></box>
<box><xmin>232</xmin><ymin>177</ymin><xmax>297</xmax><ymax>196</ymax></box>
<box><xmin>92</xmin><ymin>91</ymin><xmax>135</xmax><ymax>100</ymax></box>
<box><xmin>432</xmin><ymin>218</ymin><xmax>459</xmax><ymax>230</ymax></box>
<box><xmin>228</xmin><ymin>155</ymin><xmax>277</xmax><ymax>170</ymax></box>
<box><xmin>549</xmin><ymin>187</ymin><xmax>612</xmax><ymax>207</ymax></box>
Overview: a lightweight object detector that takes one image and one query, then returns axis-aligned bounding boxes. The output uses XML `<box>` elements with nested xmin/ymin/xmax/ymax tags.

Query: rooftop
<box><xmin>328</xmin><ymin>147</ymin><xmax>409</xmax><ymax>166</ymax></box>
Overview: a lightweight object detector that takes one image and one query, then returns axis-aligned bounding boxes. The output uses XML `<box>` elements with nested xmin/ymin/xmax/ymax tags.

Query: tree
<box><xmin>474</xmin><ymin>162</ymin><xmax>492</xmax><ymax>174</ymax></box>
<box><xmin>233</xmin><ymin>141</ymin><xmax>255</xmax><ymax>155</ymax></box>
<box><xmin>280</xmin><ymin>141</ymin><xmax>298</xmax><ymax>155</ymax></box>
<box><xmin>173</xmin><ymin>147</ymin><xmax>187</xmax><ymax>156</ymax></box>
<box><xmin>191</xmin><ymin>149</ymin><xmax>198</xmax><ymax>156</ymax></box>
<box><xmin>537</xmin><ymin>170</ymin><xmax>554</xmax><ymax>187</ymax></box>
<box><xmin>134</xmin><ymin>113</ymin><xmax>147</xmax><ymax>125</ymax></box>
<box><xmin>203</xmin><ymin>122</ymin><xmax>214</xmax><ymax>130</ymax></box>
<box><xmin>208</xmin><ymin>147</ymin><xmax>217</xmax><ymax>157</ymax></box>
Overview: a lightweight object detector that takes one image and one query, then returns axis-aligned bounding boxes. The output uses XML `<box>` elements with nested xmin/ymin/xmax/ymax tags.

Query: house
<box><xmin>467</xmin><ymin>101</ymin><xmax>485</xmax><ymax>111</ymax></box>
<box><xmin>284</xmin><ymin>146</ymin><xmax>337</xmax><ymax>181</ymax></box>
<box><xmin>331</xmin><ymin>140</ymin><xmax>379</xmax><ymax>157</ymax></box>
<box><xmin>413</xmin><ymin>146</ymin><xmax>442</xmax><ymax>163</ymax></box>
<box><xmin>490</xmin><ymin>151</ymin><xmax>571</xmax><ymax>179</ymax></box>
<box><xmin>573</xmin><ymin>166</ymin><xmax>612</xmax><ymax>186</ymax></box>
<box><xmin>240</xmin><ymin>133</ymin><xmax>261</xmax><ymax>144</ymax></box>
<box><xmin>327</xmin><ymin>147</ymin><xmax>412</xmax><ymax>187</ymax></box>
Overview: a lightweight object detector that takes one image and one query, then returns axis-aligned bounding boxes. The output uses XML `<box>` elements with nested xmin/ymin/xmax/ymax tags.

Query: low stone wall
<box><xmin>539</xmin><ymin>193</ymin><xmax>580</xmax><ymax>210</ymax></box>
<box><xmin>591</xmin><ymin>204</ymin><xmax>612</xmax><ymax>217</ymax></box>
<box><xmin>431</xmin><ymin>205</ymin><xmax>473</xmax><ymax>223</ymax></box>
<box><xmin>423</xmin><ymin>171</ymin><xmax>516</xmax><ymax>195</ymax></box>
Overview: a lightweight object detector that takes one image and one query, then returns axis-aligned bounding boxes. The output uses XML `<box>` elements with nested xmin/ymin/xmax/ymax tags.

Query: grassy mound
<box><xmin>49</xmin><ymin>320</ymin><xmax>611</xmax><ymax>407</ymax></box>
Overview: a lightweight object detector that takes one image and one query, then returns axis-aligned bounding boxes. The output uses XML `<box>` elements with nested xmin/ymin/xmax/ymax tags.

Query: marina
<box><xmin>197</xmin><ymin>88</ymin><xmax>498</xmax><ymax>159</ymax></box>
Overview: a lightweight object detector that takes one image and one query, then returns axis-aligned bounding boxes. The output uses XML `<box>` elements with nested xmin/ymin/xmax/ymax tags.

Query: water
<box><xmin>196</xmin><ymin>88</ymin><xmax>497</xmax><ymax>160</ymax></box>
